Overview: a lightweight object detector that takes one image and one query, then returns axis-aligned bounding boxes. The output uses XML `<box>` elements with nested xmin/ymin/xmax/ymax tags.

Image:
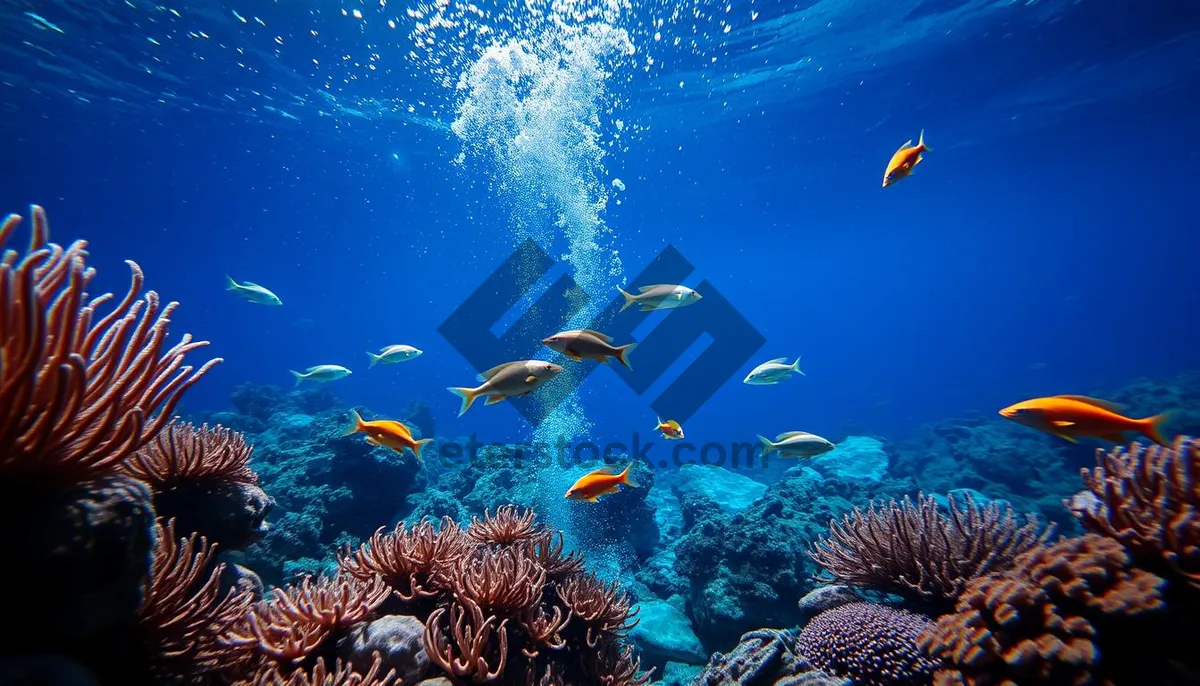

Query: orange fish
<box><xmin>655</xmin><ymin>416</ymin><xmax>684</xmax><ymax>440</ymax></box>
<box><xmin>564</xmin><ymin>462</ymin><xmax>640</xmax><ymax>502</ymax></box>
<box><xmin>344</xmin><ymin>408</ymin><xmax>435</xmax><ymax>461</ymax></box>
<box><xmin>882</xmin><ymin>129</ymin><xmax>930</xmax><ymax>188</ymax></box>
<box><xmin>998</xmin><ymin>395</ymin><xmax>1173</xmax><ymax>446</ymax></box>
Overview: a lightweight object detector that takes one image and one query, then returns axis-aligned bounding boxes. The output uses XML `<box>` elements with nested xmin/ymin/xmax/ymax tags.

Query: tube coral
<box><xmin>0</xmin><ymin>206</ymin><xmax>221</xmax><ymax>484</ymax></box>
<box><xmin>808</xmin><ymin>492</ymin><xmax>1053</xmax><ymax>604</ymax></box>
<box><xmin>1070</xmin><ymin>435</ymin><xmax>1200</xmax><ymax>588</ymax></box>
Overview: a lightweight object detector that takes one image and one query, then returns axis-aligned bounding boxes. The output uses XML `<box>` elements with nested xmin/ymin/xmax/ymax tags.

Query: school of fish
<box><xmin>225</xmin><ymin>134</ymin><xmax>1179</xmax><ymax>502</ymax></box>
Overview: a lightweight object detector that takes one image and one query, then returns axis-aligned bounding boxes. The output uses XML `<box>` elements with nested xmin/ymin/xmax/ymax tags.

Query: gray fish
<box><xmin>757</xmin><ymin>431</ymin><xmax>835</xmax><ymax>459</ymax></box>
<box><xmin>368</xmin><ymin>344</ymin><xmax>423</xmax><ymax>368</ymax></box>
<box><xmin>226</xmin><ymin>276</ymin><xmax>282</xmax><ymax>306</ymax></box>
<box><xmin>616</xmin><ymin>284</ymin><xmax>703</xmax><ymax>312</ymax></box>
<box><xmin>542</xmin><ymin>329</ymin><xmax>636</xmax><ymax>369</ymax></box>
<box><xmin>744</xmin><ymin>357</ymin><xmax>804</xmax><ymax>385</ymax></box>
<box><xmin>447</xmin><ymin>359</ymin><xmax>563</xmax><ymax>416</ymax></box>
<box><xmin>290</xmin><ymin>364</ymin><xmax>352</xmax><ymax>387</ymax></box>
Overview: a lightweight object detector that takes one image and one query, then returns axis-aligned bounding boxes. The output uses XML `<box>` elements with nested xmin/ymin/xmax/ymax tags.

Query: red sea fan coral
<box><xmin>1070</xmin><ymin>435</ymin><xmax>1200</xmax><ymax>588</ymax></box>
<box><xmin>918</xmin><ymin>534</ymin><xmax>1165</xmax><ymax>686</ymax></box>
<box><xmin>0</xmin><ymin>206</ymin><xmax>221</xmax><ymax>484</ymax></box>
<box><xmin>124</xmin><ymin>420</ymin><xmax>258</xmax><ymax>488</ymax></box>
<box><xmin>809</xmin><ymin>492</ymin><xmax>1053</xmax><ymax>603</ymax></box>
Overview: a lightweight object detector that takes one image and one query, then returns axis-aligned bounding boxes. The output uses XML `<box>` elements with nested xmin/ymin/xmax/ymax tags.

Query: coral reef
<box><xmin>690</xmin><ymin>629</ymin><xmax>848</xmax><ymax>686</ymax></box>
<box><xmin>795</xmin><ymin>603</ymin><xmax>938</xmax><ymax>686</ymax></box>
<box><xmin>808</xmin><ymin>492</ymin><xmax>1052</xmax><ymax>608</ymax></box>
<box><xmin>918</xmin><ymin>534</ymin><xmax>1165</xmax><ymax>685</ymax></box>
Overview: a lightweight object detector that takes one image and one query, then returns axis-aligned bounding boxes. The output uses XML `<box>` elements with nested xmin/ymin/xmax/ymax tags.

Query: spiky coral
<box><xmin>918</xmin><ymin>534</ymin><xmax>1165</xmax><ymax>685</ymax></box>
<box><xmin>138</xmin><ymin>518</ymin><xmax>255</xmax><ymax>683</ymax></box>
<box><xmin>1070</xmin><ymin>436</ymin><xmax>1200</xmax><ymax>588</ymax></box>
<box><xmin>809</xmin><ymin>492</ymin><xmax>1053</xmax><ymax>604</ymax></box>
<box><xmin>0</xmin><ymin>206</ymin><xmax>221</xmax><ymax>484</ymax></box>
<box><xmin>124</xmin><ymin>420</ymin><xmax>258</xmax><ymax>488</ymax></box>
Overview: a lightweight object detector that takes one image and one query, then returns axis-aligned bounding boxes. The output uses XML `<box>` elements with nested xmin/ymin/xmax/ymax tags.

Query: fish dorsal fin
<box><xmin>1056</xmin><ymin>395</ymin><xmax>1125</xmax><ymax>412</ymax></box>
<box><xmin>242</xmin><ymin>281</ymin><xmax>262</xmax><ymax>288</ymax></box>
<box><xmin>765</xmin><ymin>357</ymin><xmax>789</xmax><ymax>365</ymax></box>
<box><xmin>776</xmin><ymin>431</ymin><xmax>813</xmax><ymax>441</ymax></box>
<box><xmin>579</xmin><ymin>329</ymin><xmax>614</xmax><ymax>343</ymax></box>
<box><xmin>478</xmin><ymin>361</ymin><xmax>519</xmax><ymax>382</ymax></box>
<box><xmin>895</xmin><ymin>139</ymin><xmax>913</xmax><ymax>154</ymax></box>
<box><xmin>590</xmin><ymin>464</ymin><xmax>621</xmax><ymax>476</ymax></box>
<box><xmin>637</xmin><ymin>284</ymin><xmax>667</xmax><ymax>293</ymax></box>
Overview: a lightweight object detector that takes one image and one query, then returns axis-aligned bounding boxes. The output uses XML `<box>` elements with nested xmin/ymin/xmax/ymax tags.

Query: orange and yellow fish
<box><xmin>882</xmin><ymin>129</ymin><xmax>930</xmax><ymax>188</ymax></box>
<box><xmin>998</xmin><ymin>394</ymin><xmax>1173</xmax><ymax>446</ymax></box>
<box><xmin>344</xmin><ymin>408</ymin><xmax>435</xmax><ymax>462</ymax></box>
<box><xmin>655</xmin><ymin>417</ymin><xmax>684</xmax><ymax>440</ymax></box>
<box><xmin>565</xmin><ymin>462</ymin><xmax>640</xmax><ymax>502</ymax></box>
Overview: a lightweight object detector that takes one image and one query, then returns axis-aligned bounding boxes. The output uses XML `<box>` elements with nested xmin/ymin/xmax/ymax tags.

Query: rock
<box><xmin>0</xmin><ymin>477</ymin><xmax>155</xmax><ymax>653</ymax></box>
<box><xmin>690</xmin><ymin>629</ymin><xmax>849</xmax><ymax>686</ymax></box>
<box><xmin>672</xmin><ymin>465</ymin><xmax>767</xmax><ymax>514</ymax></box>
<box><xmin>631</xmin><ymin>596</ymin><xmax>707</xmax><ymax>666</ymax></box>
<box><xmin>219</xmin><ymin>563</ymin><xmax>264</xmax><ymax>601</ymax></box>
<box><xmin>809</xmin><ymin>437</ymin><xmax>889</xmax><ymax>483</ymax></box>
<box><xmin>154</xmin><ymin>481</ymin><xmax>274</xmax><ymax>551</ymax></box>
<box><xmin>796</xmin><ymin>585</ymin><xmax>863</xmax><ymax>625</ymax></box>
<box><xmin>659</xmin><ymin>661</ymin><xmax>704</xmax><ymax>686</ymax></box>
<box><xmin>338</xmin><ymin>615</ymin><xmax>433</xmax><ymax>683</ymax></box>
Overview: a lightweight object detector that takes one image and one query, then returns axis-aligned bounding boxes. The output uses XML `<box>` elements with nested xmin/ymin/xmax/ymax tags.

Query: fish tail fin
<box><xmin>448</xmin><ymin>386</ymin><xmax>479</xmax><ymax>417</ymax></box>
<box><xmin>225</xmin><ymin>275</ymin><xmax>239</xmax><ymax>291</ymax></box>
<box><xmin>617</xmin><ymin>286</ymin><xmax>637</xmax><ymax>313</ymax></box>
<box><xmin>289</xmin><ymin>369</ymin><xmax>306</xmax><ymax>387</ymax></box>
<box><xmin>757</xmin><ymin>434</ymin><xmax>776</xmax><ymax>457</ymax></box>
<box><xmin>1140</xmin><ymin>410</ymin><xmax>1178</xmax><ymax>446</ymax></box>
<box><xmin>615</xmin><ymin>342</ymin><xmax>637</xmax><ymax>370</ymax></box>
<box><xmin>792</xmin><ymin>357</ymin><xmax>805</xmax><ymax>376</ymax></box>
<box><xmin>620</xmin><ymin>462</ymin><xmax>640</xmax><ymax>488</ymax></box>
<box><xmin>918</xmin><ymin>128</ymin><xmax>931</xmax><ymax>152</ymax></box>
<box><xmin>343</xmin><ymin>408</ymin><xmax>366</xmax><ymax>437</ymax></box>
<box><xmin>413</xmin><ymin>437</ymin><xmax>436</xmax><ymax>463</ymax></box>
<box><xmin>367</xmin><ymin>351</ymin><xmax>381</xmax><ymax>368</ymax></box>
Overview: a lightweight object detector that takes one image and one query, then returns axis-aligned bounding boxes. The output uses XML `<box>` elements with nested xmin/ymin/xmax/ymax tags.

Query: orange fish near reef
<box><xmin>882</xmin><ymin>129</ymin><xmax>930</xmax><ymax>188</ymax></box>
<box><xmin>344</xmin><ymin>408</ymin><xmax>435</xmax><ymax>462</ymax></box>
<box><xmin>998</xmin><ymin>395</ymin><xmax>1174</xmax><ymax>446</ymax></box>
<box><xmin>655</xmin><ymin>417</ymin><xmax>685</xmax><ymax>440</ymax></box>
<box><xmin>564</xmin><ymin>463</ymin><xmax>640</xmax><ymax>502</ymax></box>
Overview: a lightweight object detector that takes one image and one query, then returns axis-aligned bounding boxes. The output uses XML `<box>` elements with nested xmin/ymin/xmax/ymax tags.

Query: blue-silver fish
<box><xmin>226</xmin><ymin>276</ymin><xmax>282</xmax><ymax>306</ymax></box>
<box><xmin>757</xmin><ymin>431</ymin><xmax>835</xmax><ymax>459</ymax></box>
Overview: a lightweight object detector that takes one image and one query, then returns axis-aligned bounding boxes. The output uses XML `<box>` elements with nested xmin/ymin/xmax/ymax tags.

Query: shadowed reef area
<box><xmin>4</xmin><ymin>205</ymin><xmax>1200</xmax><ymax>685</ymax></box>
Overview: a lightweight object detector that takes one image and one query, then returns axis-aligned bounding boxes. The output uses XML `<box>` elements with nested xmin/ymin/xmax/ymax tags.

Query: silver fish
<box><xmin>542</xmin><ymin>329</ymin><xmax>636</xmax><ymax>369</ymax></box>
<box><xmin>290</xmin><ymin>364</ymin><xmax>352</xmax><ymax>387</ymax></box>
<box><xmin>447</xmin><ymin>360</ymin><xmax>562</xmax><ymax>416</ymax></box>
<box><xmin>616</xmin><ymin>284</ymin><xmax>703</xmax><ymax>312</ymax></box>
<box><xmin>744</xmin><ymin>357</ymin><xmax>804</xmax><ymax>385</ymax></box>
<box><xmin>226</xmin><ymin>276</ymin><xmax>282</xmax><ymax>306</ymax></box>
<box><xmin>368</xmin><ymin>344</ymin><xmax>423</xmax><ymax>368</ymax></box>
<box><xmin>757</xmin><ymin>431</ymin><xmax>835</xmax><ymax>459</ymax></box>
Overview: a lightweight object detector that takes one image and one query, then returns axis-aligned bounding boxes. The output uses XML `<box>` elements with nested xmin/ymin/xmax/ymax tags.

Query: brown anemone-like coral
<box><xmin>338</xmin><ymin>516</ymin><xmax>470</xmax><ymax>605</ymax></box>
<box><xmin>0</xmin><ymin>205</ymin><xmax>221</xmax><ymax>484</ymax></box>
<box><xmin>467</xmin><ymin>504</ymin><xmax>540</xmax><ymax>545</ymax></box>
<box><xmin>797</xmin><ymin>603</ymin><xmax>938</xmax><ymax>686</ymax></box>
<box><xmin>124</xmin><ymin>420</ymin><xmax>258</xmax><ymax>488</ymax></box>
<box><xmin>809</xmin><ymin>492</ymin><xmax>1052</xmax><ymax>606</ymax></box>
<box><xmin>1070</xmin><ymin>436</ymin><xmax>1200</xmax><ymax>589</ymax></box>
<box><xmin>138</xmin><ymin>518</ymin><xmax>255</xmax><ymax>683</ymax></box>
<box><xmin>244</xmin><ymin>652</ymin><xmax>396</xmax><ymax>686</ymax></box>
<box><xmin>918</xmin><ymin>534</ymin><xmax>1165</xmax><ymax>685</ymax></box>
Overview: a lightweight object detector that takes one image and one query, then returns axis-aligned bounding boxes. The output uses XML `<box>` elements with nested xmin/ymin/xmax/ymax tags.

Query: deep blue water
<box><xmin>2</xmin><ymin>0</ymin><xmax>1198</xmax><ymax>449</ymax></box>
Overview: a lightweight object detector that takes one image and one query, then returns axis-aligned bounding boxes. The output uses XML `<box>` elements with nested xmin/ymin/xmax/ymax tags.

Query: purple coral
<box><xmin>796</xmin><ymin>602</ymin><xmax>938</xmax><ymax>686</ymax></box>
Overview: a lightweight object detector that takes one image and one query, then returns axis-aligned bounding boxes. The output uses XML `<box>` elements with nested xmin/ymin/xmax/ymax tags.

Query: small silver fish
<box><xmin>744</xmin><ymin>357</ymin><xmax>804</xmax><ymax>385</ymax></box>
<box><xmin>368</xmin><ymin>344</ymin><xmax>423</xmax><ymax>368</ymax></box>
<box><xmin>616</xmin><ymin>284</ymin><xmax>703</xmax><ymax>312</ymax></box>
<box><xmin>757</xmin><ymin>431</ymin><xmax>835</xmax><ymax>459</ymax></box>
<box><xmin>290</xmin><ymin>364</ymin><xmax>352</xmax><ymax>387</ymax></box>
<box><xmin>447</xmin><ymin>360</ymin><xmax>562</xmax><ymax>416</ymax></box>
<box><xmin>542</xmin><ymin>329</ymin><xmax>636</xmax><ymax>369</ymax></box>
<box><xmin>226</xmin><ymin>276</ymin><xmax>282</xmax><ymax>306</ymax></box>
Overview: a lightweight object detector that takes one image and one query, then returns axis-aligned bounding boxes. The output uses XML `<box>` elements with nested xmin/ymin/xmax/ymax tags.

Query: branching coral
<box><xmin>124</xmin><ymin>420</ymin><xmax>258</xmax><ymax>488</ymax></box>
<box><xmin>139</xmin><ymin>518</ymin><xmax>255</xmax><ymax>683</ymax></box>
<box><xmin>796</xmin><ymin>603</ymin><xmax>938</xmax><ymax>686</ymax></box>
<box><xmin>223</xmin><ymin>574</ymin><xmax>391</xmax><ymax>665</ymax></box>
<box><xmin>918</xmin><ymin>534</ymin><xmax>1165</xmax><ymax>685</ymax></box>
<box><xmin>243</xmin><ymin>652</ymin><xmax>396</xmax><ymax>686</ymax></box>
<box><xmin>1070</xmin><ymin>435</ymin><xmax>1200</xmax><ymax>588</ymax></box>
<box><xmin>338</xmin><ymin>517</ymin><xmax>470</xmax><ymax>603</ymax></box>
<box><xmin>808</xmin><ymin>492</ymin><xmax>1053</xmax><ymax>603</ymax></box>
<box><xmin>467</xmin><ymin>504</ymin><xmax>540</xmax><ymax>545</ymax></box>
<box><xmin>0</xmin><ymin>206</ymin><xmax>221</xmax><ymax>484</ymax></box>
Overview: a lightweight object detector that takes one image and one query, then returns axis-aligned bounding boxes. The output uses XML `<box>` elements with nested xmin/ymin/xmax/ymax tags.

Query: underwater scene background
<box><xmin>2</xmin><ymin>0</ymin><xmax>1199</xmax><ymax>684</ymax></box>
